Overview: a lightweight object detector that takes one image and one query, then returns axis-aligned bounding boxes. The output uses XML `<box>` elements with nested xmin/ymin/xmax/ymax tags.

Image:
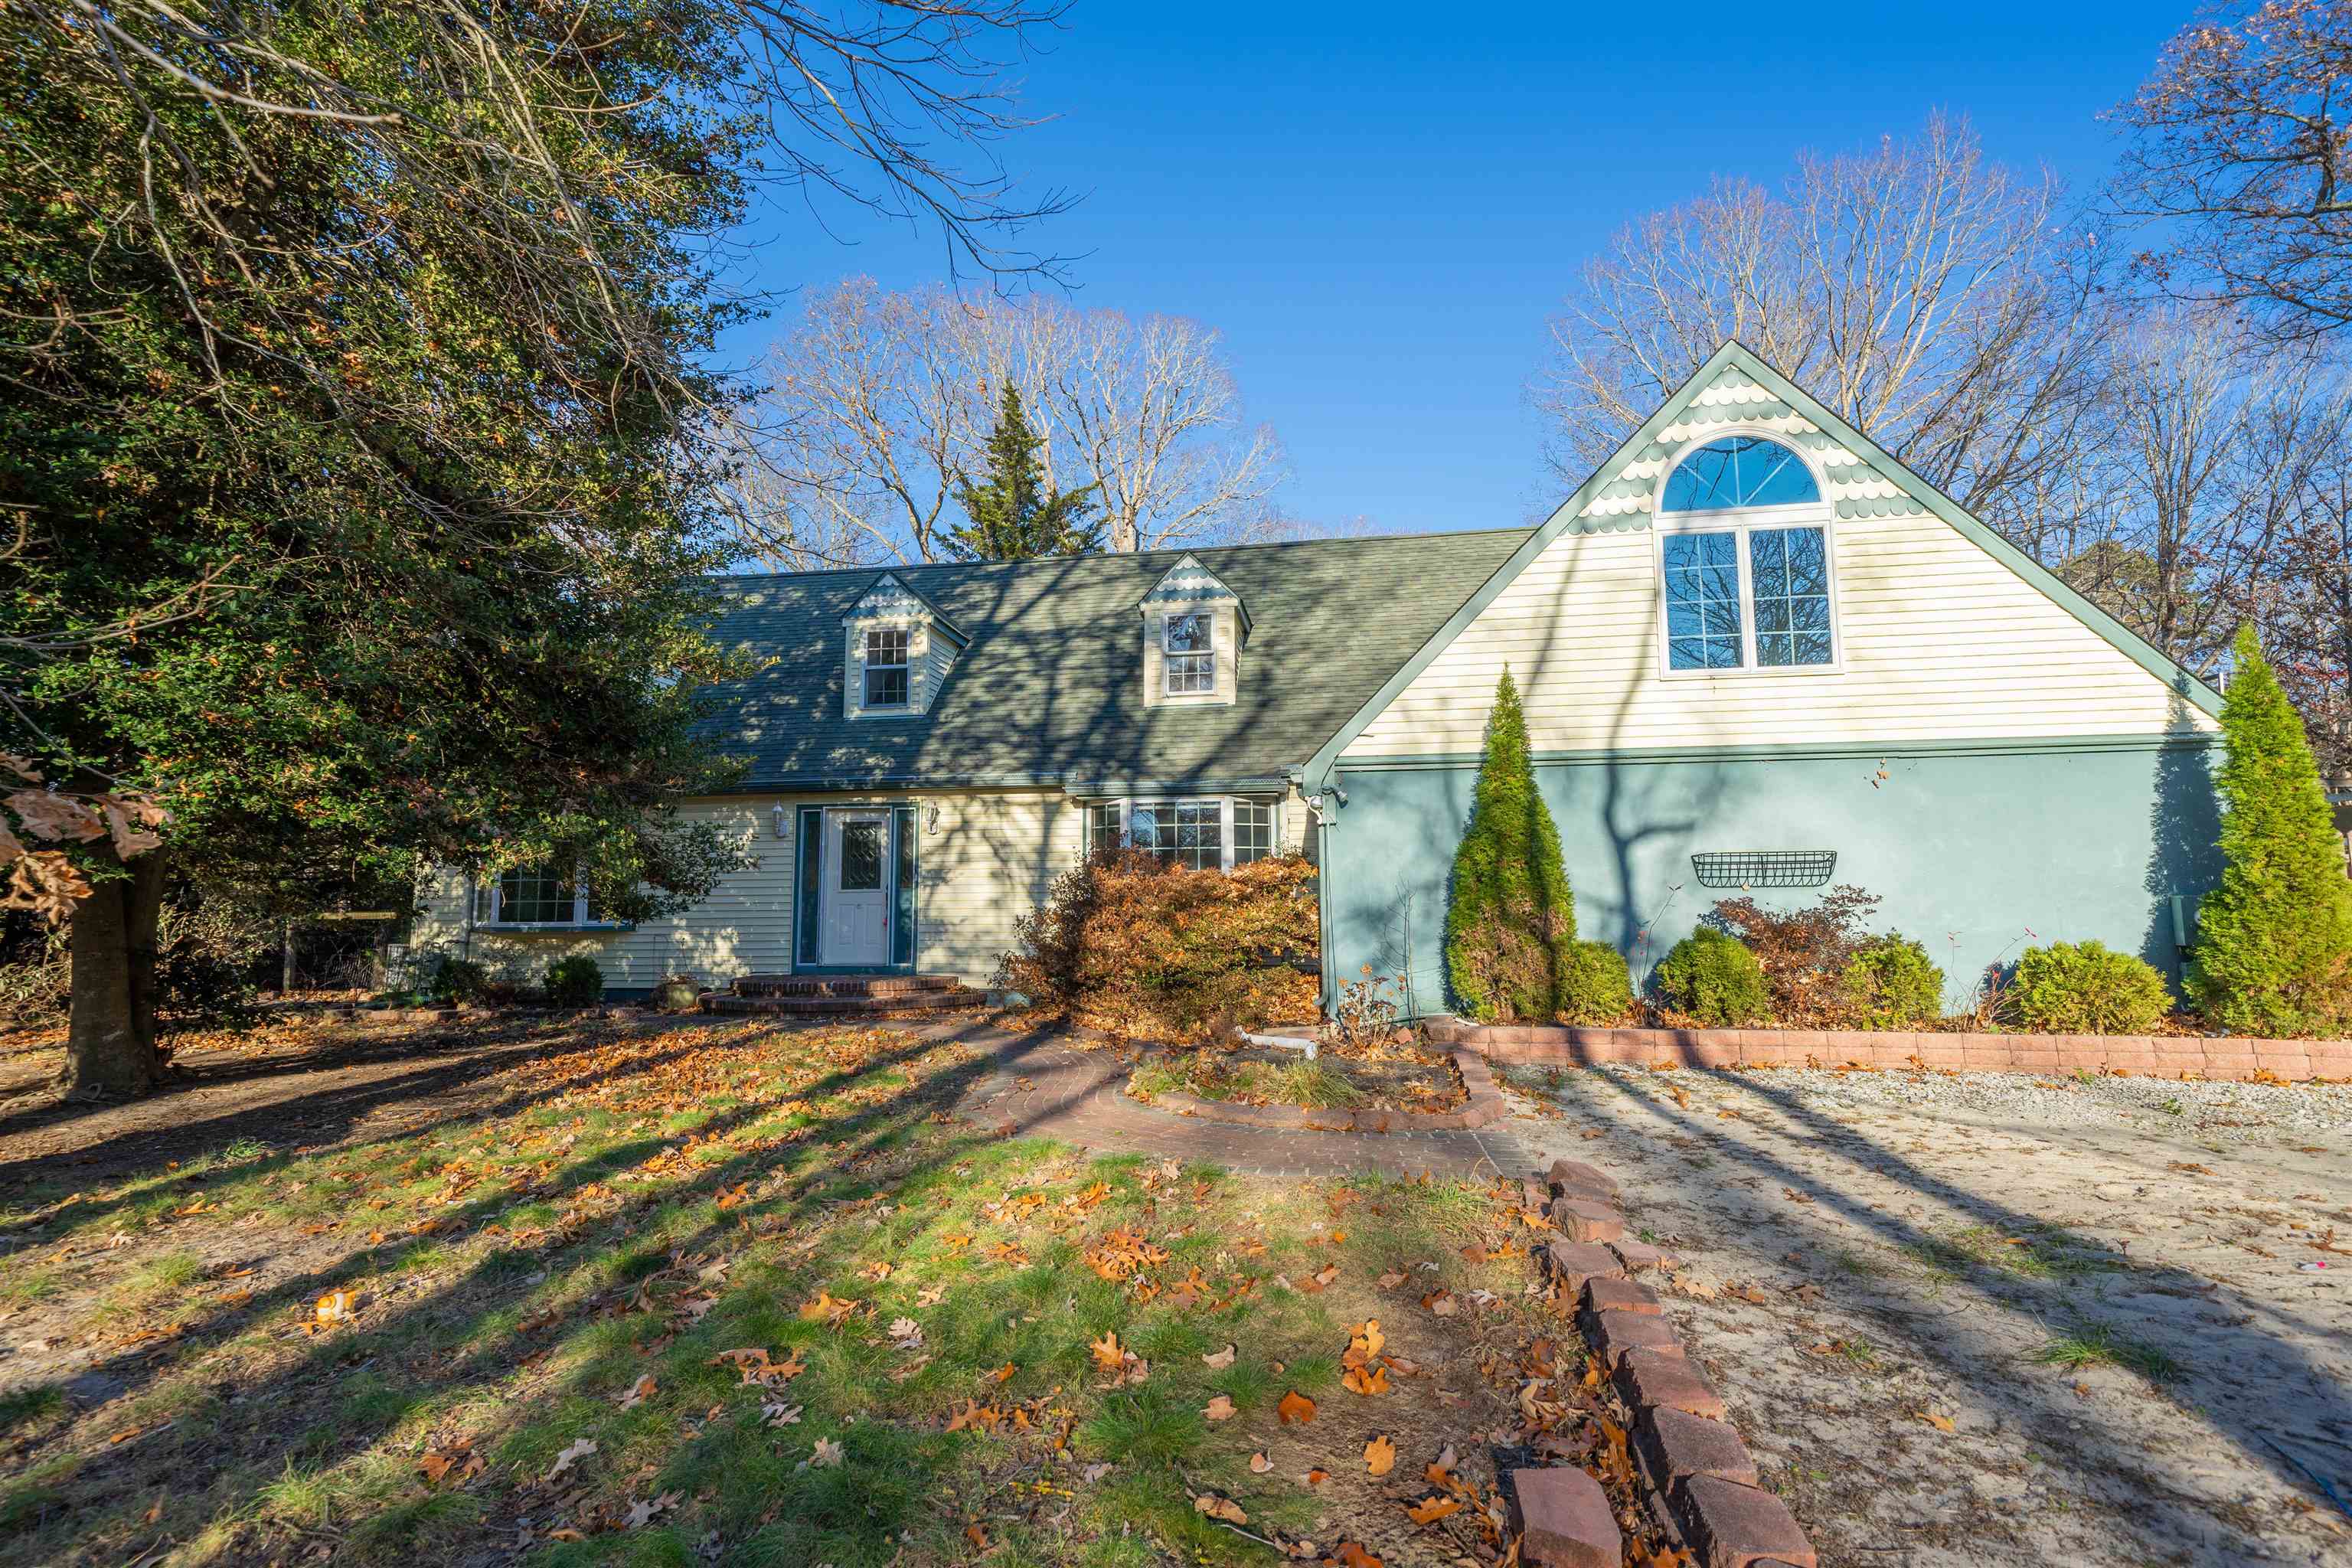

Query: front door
<box><xmin>819</xmin><ymin>810</ymin><xmax>891</xmax><ymax>967</ymax></box>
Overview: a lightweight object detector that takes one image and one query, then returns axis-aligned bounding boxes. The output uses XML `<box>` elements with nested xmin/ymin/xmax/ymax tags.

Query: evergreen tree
<box><xmin>2191</xmin><ymin>625</ymin><xmax>2352</xmax><ymax>1034</ymax></box>
<box><xmin>1444</xmin><ymin>670</ymin><xmax>1576</xmax><ymax>1021</ymax></box>
<box><xmin>948</xmin><ymin>385</ymin><xmax>1103</xmax><ymax>560</ymax></box>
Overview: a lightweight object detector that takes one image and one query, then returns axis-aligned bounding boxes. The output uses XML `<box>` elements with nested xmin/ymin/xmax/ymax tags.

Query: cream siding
<box><xmin>410</xmin><ymin>789</ymin><xmax>1080</xmax><ymax>990</ymax></box>
<box><xmin>1344</xmin><ymin>358</ymin><xmax>2215</xmax><ymax>760</ymax></box>
<box><xmin>1345</xmin><ymin>510</ymin><xmax>2216</xmax><ymax>758</ymax></box>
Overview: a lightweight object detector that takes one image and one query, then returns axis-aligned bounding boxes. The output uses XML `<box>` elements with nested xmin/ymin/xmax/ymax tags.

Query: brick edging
<box><xmin>1123</xmin><ymin>1048</ymin><xmax>1508</xmax><ymax>1134</ymax></box>
<box><xmin>1508</xmin><ymin>1158</ymin><xmax>1819</xmax><ymax>1568</ymax></box>
<box><xmin>1426</xmin><ymin>1015</ymin><xmax>2346</xmax><ymax>1083</ymax></box>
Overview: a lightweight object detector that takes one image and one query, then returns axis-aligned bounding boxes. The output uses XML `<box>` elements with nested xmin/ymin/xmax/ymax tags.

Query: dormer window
<box><xmin>1163</xmin><ymin>612</ymin><xmax>1214</xmax><ymax>694</ymax></box>
<box><xmin>1140</xmin><ymin>555</ymin><xmax>1246</xmax><ymax>709</ymax></box>
<box><xmin>863</xmin><ymin>628</ymin><xmax>910</xmax><ymax>707</ymax></box>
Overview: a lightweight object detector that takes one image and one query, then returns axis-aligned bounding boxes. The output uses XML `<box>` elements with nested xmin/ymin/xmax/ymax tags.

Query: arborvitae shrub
<box><xmin>1559</xmin><ymin>940</ymin><xmax>1634</xmax><ymax>1024</ymax></box>
<box><xmin>545</xmin><ymin>955</ymin><xmax>604</xmax><ymax>1008</ymax></box>
<box><xmin>1652</xmin><ymin>928</ymin><xmax>1771</xmax><ymax>1026</ymax></box>
<box><xmin>1840</xmin><ymin>937</ymin><xmax>1944</xmax><ymax>1027</ymax></box>
<box><xmin>1444</xmin><ymin>670</ymin><xmax>1576</xmax><ymax>1022</ymax></box>
<box><xmin>2190</xmin><ymin>626</ymin><xmax>2352</xmax><ymax>1035</ymax></box>
<box><xmin>2011</xmin><ymin>940</ymin><xmax>2170</xmax><ymax>1034</ymax></box>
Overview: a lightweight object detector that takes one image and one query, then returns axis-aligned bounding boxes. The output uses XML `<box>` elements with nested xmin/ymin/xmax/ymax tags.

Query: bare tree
<box><xmin>2112</xmin><ymin>0</ymin><xmax>2352</xmax><ymax>341</ymax></box>
<box><xmin>2062</xmin><ymin>307</ymin><xmax>2344</xmax><ymax>675</ymax></box>
<box><xmin>735</xmin><ymin>282</ymin><xmax>1284</xmax><ymax>564</ymax></box>
<box><xmin>1535</xmin><ymin>114</ymin><xmax>2114</xmax><ymax>542</ymax></box>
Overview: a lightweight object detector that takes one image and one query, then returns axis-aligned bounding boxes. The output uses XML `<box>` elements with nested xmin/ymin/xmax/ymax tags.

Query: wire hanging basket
<box><xmin>1690</xmin><ymin>850</ymin><xmax>1838</xmax><ymax>890</ymax></box>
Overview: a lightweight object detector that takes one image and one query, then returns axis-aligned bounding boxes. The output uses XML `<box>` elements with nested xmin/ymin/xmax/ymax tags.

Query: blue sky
<box><xmin>725</xmin><ymin>2</ymin><xmax>2190</xmax><ymax>537</ymax></box>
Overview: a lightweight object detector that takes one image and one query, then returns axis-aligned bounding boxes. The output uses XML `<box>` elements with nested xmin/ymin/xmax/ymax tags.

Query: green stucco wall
<box><xmin>1322</xmin><ymin>739</ymin><xmax>2223</xmax><ymax>1019</ymax></box>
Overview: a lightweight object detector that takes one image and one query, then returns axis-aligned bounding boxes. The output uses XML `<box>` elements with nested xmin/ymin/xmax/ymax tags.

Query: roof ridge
<box><xmin>714</xmin><ymin>525</ymin><xmax>1540</xmax><ymax>586</ymax></box>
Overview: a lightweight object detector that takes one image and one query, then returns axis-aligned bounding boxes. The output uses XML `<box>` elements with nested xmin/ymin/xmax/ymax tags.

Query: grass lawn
<box><xmin>0</xmin><ymin>1017</ymin><xmax>1610</xmax><ymax>1566</ymax></box>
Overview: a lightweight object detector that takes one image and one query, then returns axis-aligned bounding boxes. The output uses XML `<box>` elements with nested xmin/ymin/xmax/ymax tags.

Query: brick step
<box><xmin>700</xmin><ymin>988</ymin><xmax>987</xmax><ymax>1017</ymax></box>
<box><xmin>730</xmin><ymin>973</ymin><xmax>963</xmax><ymax>999</ymax></box>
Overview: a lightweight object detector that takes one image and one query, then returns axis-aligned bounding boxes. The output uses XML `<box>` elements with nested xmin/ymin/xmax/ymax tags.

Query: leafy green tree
<box><xmin>1444</xmin><ymin>670</ymin><xmax>1577</xmax><ymax>1021</ymax></box>
<box><xmin>3</xmin><ymin>0</ymin><xmax>1060</xmax><ymax>1095</ymax></box>
<box><xmin>2191</xmin><ymin>625</ymin><xmax>2352</xmax><ymax>1033</ymax></box>
<box><xmin>947</xmin><ymin>385</ymin><xmax>1103</xmax><ymax>560</ymax></box>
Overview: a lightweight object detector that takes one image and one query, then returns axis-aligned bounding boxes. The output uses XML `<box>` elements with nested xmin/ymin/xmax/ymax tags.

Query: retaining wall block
<box><xmin>1615</xmin><ymin>1347</ymin><xmax>1726</xmax><ymax>1419</ymax></box>
<box><xmin>1677</xmin><ymin>1475</ymin><xmax>1818</xmax><ymax>1568</ymax></box>
<box><xmin>1509</xmin><ymin>1465</ymin><xmax>1621</xmax><ymax>1568</ymax></box>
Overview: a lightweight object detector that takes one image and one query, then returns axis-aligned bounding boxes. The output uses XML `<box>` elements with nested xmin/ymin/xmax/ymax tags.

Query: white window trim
<box><xmin>862</xmin><ymin>624</ymin><xmax>912</xmax><ymax>708</ymax></box>
<box><xmin>1161</xmin><ymin>610</ymin><xmax>1217</xmax><ymax>699</ymax></box>
<box><xmin>473</xmin><ymin>873</ymin><xmax>622</xmax><ymax>931</ymax></box>
<box><xmin>1083</xmin><ymin>794</ymin><xmax>1279</xmax><ymax>871</ymax></box>
<box><xmin>1650</xmin><ymin>430</ymin><xmax>1842</xmax><ymax>680</ymax></box>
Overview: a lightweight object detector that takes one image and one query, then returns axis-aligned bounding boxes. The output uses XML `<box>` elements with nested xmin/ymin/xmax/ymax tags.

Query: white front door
<box><xmin>820</xmin><ymin>811</ymin><xmax>891</xmax><ymax>968</ymax></box>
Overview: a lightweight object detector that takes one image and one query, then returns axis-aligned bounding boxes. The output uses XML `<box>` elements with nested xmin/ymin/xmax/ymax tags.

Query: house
<box><xmin>413</xmin><ymin>342</ymin><xmax>2226</xmax><ymax>1015</ymax></box>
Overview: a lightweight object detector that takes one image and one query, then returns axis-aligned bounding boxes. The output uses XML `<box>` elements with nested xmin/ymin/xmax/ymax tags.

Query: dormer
<box><xmin>1139</xmin><ymin>555</ymin><xmax>1248</xmax><ymax>708</ymax></box>
<box><xmin>842</xmin><ymin>572</ymin><xmax>966</xmax><ymax>720</ymax></box>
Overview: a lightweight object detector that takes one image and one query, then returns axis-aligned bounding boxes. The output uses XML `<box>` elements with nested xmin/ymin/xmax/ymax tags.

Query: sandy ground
<box><xmin>1510</xmin><ymin>1063</ymin><xmax>2352</xmax><ymax>1568</ymax></box>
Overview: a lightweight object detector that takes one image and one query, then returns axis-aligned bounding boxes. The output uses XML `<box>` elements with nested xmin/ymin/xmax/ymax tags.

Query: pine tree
<box><xmin>947</xmin><ymin>385</ymin><xmax>1103</xmax><ymax>560</ymax></box>
<box><xmin>1444</xmin><ymin>669</ymin><xmax>1577</xmax><ymax>1021</ymax></box>
<box><xmin>2191</xmin><ymin>625</ymin><xmax>2352</xmax><ymax>1034</ymax></box>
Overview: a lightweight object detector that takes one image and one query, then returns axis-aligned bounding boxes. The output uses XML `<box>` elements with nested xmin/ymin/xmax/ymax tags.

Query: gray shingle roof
<box><xmin>701</xmin><ymin>528</ymin><xmax>1534</xmax><ymax>791</ymax></box>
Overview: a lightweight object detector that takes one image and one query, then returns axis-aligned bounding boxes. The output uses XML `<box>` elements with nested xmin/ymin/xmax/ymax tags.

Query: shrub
<box><xmin>1001</xmin><ymin>851</ymin><xmax>1318</xmax><ymax>1042</ymax></box>
<box><xmin>544</xmin><ymin>956</ymin><xmax>604</xmax><ymax>1008</ymax></box>
<box><xmin>1445</xmin><ymin>669</ymin><xmax>1577</xmax><ymax>1022</ymax></box>
<box><xmin>1841</xmin><ymin>937</ymin><xmax>1944</xmax><ymax>1027</ymax></box>
<box><xmin>1652</xmin><ymin>928</ymin><xmax>1770</xmax><ymax>1025</ymax></box>
<box><xmin>2011</xmin><ymin>941</ymin><xmax>2170</xmax><ymax>1034</ymax></box>
<box><xmin>1704</xmin><ymin>886</ymin><xmax>1890</xmax><ymax>1026</ymax></box>
<box><xmin>427</xmin><ymin>956</ymin><xmax>488</xmax><ymax>1004</ymax></box>
<box><xmin>1559</xmin><ymin>940</ymin><xmax>1633</xmax><ymax>1024</ymax></box>
<box><xmin>2190</xmin><ymin>626</ymin><xmax>2352</xmax><ymax>1035</ymax></box>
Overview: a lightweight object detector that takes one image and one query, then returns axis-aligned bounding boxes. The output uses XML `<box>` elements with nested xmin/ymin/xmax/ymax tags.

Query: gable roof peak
<box><xmin>1139</xmin><ymin>553</ymin><xmax>1250</xmax><ymax>632</ymax></box>
<box><xmin>840</xmin><ymin>568</ymin><xmax>969</xmax><ymax>645</ymax></box>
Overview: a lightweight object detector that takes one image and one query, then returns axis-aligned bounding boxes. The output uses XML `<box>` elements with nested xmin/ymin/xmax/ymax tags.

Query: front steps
<box><xmin>698</xmin><ymin>972</ymin><xmax>988</xmax><ymax>1017</ymax></box>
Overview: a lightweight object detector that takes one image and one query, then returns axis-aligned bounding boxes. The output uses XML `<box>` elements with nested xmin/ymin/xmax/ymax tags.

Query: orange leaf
<box><xmin>1364</xmin><ymin>1434</ymin><xmax>1396</xmax><ymax>1475</ymax></box>
<box><xmin>1404</xmin><ymin>1494</ymin><xmax>1461</xmax><ymax>1525</ymax></box>
<box><xmin>1276</xmin><ymin>1390</ymin><xmax>1317</xmax><ymax>1424</ymax></box>
<box><xmin>1334</xmin><ymin>1544</ymin><xmax>1383</xmax><ymax>1568</ymax></box>
<box><xmin>1089</xmin><ymin>1331</ymin><xmax>1124</xmax><ymax>1372</ymax></box>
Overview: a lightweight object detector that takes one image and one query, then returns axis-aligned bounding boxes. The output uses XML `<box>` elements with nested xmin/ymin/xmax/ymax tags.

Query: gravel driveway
<box><xmin>1510</xmin><ymin>1063</ymin><xmax>2352</xmax><ymax>1567</ymax></box>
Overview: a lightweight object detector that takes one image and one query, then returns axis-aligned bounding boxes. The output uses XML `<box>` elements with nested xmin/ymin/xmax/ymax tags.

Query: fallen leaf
<box><xmin>760</xmin><ymin>1401</ymin><xmax>803</xmax><ymax>1427</ymax></box>
<box><xmin>1404</xmin><ymin>1494</ymin><xmax>1461</xmax><ymax>1525</ymax></box>
<box><xmin>1333</xmin><ymin>1543</ymin><xmax>1383</xmax><ymax>1567</ymax></box>
<box><xmin>1364</xmin><ymin>1435</ymin><xmax>1396</xmax><ymax>1475</ymax></box>
<box><xmin>1250</xmin><ymin>1451</ymin><xmax>1272</xmax><ymax>1473</ymax></box>
<box><xmin>544</xmin><ymin>1436</ymin><xmax>596</xmax><ymax>1481</ymax></box>
<box><xmin>1203</xmin><ymin>1394</ymin><xmax>1237</xmax><ymax>1421</ymax></box>
<box><xmin>1376</xmin><ymin>1269</ymin><xmax>1406</xmax><ymax>1289</ymax></box>
<box><xmin>1421</xmin><ymin>1289</ymin><xmax>1457</xmax><ymax>1318</ymax></box>
<box><xmin>808</xmin><ymin>1436</ymin><xmax>844</xmax><ymax>1468</ymax></box>
<box><xmin>622</xmin><ymin>1491</ymin><xmax>679</xmax><ymax>1530</ymax></box>
<box><xmin>314</xmin><ymin>1289</ymin><xmax>355</xmax><ymax>1325</ymax></box>
<box><xmin>1202</xmin><ymin>1343</ymin><xmax>1236</xmax><ymax>1370</ymax></box>
<box><xmin>1194</xmin><ymin>1493</ymin><xmax>1248</xmax><ymax>1524</ymax></box>
<box><xmin>1276</xmin><ymin>1390</ymin><xmax>1317</xmax><ymax>1424</ymax></box>
<box><xmin>1089</xmin><ymin>1331</ymin><xmax>1125</xmax><ymax>1372</ymax></box>
<box><xmin>1305</xmin><ymin>1466</ymin><xmax>1331</xmax><ymax>1485</ymax></box>
<box><xmin>1917</xmin><ymin>1410</ymin><xmax>1955</xmax><ymax>1432</ymax></box>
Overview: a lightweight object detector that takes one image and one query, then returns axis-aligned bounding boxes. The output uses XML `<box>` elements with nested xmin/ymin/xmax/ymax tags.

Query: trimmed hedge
<box><xmin>1653</xmin><ymin>928</ymin><xmax>1770</xmax><ymax>1026</ymax></box>
<box><xmin>1841</xmin><ymin>937</ymin><xmax>1944</xmax><ymax>1027</ymax></box>
<box><xmin>2011</xmin><ymin>940</ymin><xmax>2170</xmax><ymax>1034</ymax></box>
<box><xmin>1560</xmin><ymin>939</ymin><xmax>1634</xmax><ymax>1024</ymax></box>
<box><xmin>545</xmin><ymin>955</ymin><xmax>604</xmax><ymax>1008</ymax></box>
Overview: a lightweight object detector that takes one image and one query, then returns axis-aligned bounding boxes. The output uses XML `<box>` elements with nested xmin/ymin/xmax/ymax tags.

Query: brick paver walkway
<box><xmin>923</xmin><ymin>1019</ymin><xmax>1553</xmax><ymax>1179</ymax></box>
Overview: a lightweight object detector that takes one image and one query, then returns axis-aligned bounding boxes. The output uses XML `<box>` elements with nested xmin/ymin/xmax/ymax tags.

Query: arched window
<box><xmin>1655</xmin><ymin>433</ymin><xmax>1838</xmax><ymax>672</ymax></box>
<box><xmin>1661</xmin><ymin>435</ymin><xmax>1819</xmax><ymax>511</ymax></box>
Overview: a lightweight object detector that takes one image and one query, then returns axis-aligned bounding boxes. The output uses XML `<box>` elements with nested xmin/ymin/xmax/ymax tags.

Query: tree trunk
<box><xmin>65</xmin><ymin>845</ymin><xmax>168</xmax><ymax>1098</ymax></box>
